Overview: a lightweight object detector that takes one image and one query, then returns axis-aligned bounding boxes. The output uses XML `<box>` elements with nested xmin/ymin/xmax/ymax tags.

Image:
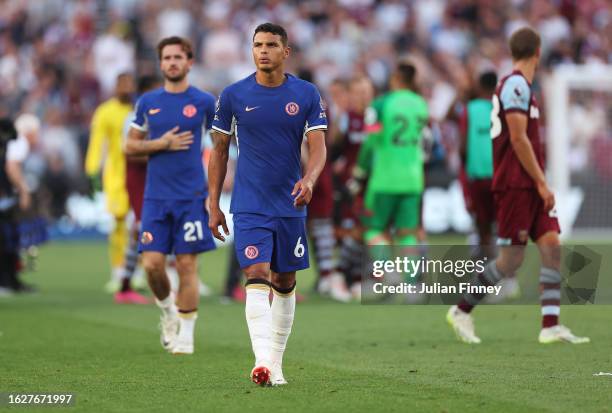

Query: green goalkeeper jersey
<box><xmin>357</xmin><ymin>89</ymin><xmax>429</xmax><ymax>194</ymax></box>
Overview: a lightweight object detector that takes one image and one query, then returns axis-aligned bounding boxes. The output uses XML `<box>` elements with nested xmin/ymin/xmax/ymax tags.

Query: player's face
<box><xmin>349</xmin><ymin>79</ymin><xmax>374</xmax><ymax>113</ymax></box>
<box><xmin>115</xmin><ymin>75</ymin><xmax>135</xmax><ymax>101</ymax></box>
<box><xmin>252</xmin><ymin>32</ymin><xmax>289</xmax><ymax>73</ymax></box>
<box><xmin>160</xmin><ymin>44</ymin><xmax>193</xmax><ymax>82</ymax></box>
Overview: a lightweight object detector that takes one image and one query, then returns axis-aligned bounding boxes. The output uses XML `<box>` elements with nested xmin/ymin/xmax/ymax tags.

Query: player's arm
<box><xmin>506</xmin><ymin>112</ymin><xmax>554</xmax><ymax>211</ymax></box>
<box><xmin>207</xmin><ymin>130</ymin><xmax>231</xmax><ymax>241</ymax></box>
<box><xmin>124</xmin><ymin>126</ymin><xmax>193</xmax><ymax>156</ymax></box>
<box><xmin>5</xmin><ymin>158</ymin><xmax>30</xmax><ymax>210</ymax></box>
<box><xmin>293</xmin><ymin>130</ymin><xmax>326</xmax><ymax>207</ymax></box>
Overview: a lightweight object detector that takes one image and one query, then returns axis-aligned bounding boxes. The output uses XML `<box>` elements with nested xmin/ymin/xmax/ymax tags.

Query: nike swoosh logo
<box><xmin>148</xmin><ymin>108</ymin><xmax>161</xmax><ymax>115</ymax></box>
<box><xmin>245</xmin><ymin>106</ymin><xmax>260</xmax><ymax>112</ymax></box>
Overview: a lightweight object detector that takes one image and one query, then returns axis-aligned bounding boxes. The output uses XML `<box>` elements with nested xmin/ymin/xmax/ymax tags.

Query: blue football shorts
<box><xmin>139</xmin><ymin>198</ymin><xmax>216</xmax><ymax>255</ymax></box>
<box><xmin>233</xmin><ymin>213</ymin><xmax>309</xmax><ymax>273</ymax></box>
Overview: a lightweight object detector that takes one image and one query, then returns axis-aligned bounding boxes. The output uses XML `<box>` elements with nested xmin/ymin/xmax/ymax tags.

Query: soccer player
<box><xmin>350</xmin><ymin>62</ymin><xmax>429</xmax><ymax>266</ymax></box>
<box><xmin>125</xmin><ymin>36</ymin><xmax>216</xmax><ymax>354</ymax></box>
<box><xmin>208</xmin><ymin>23</ymin><xmax>327</xmax><ymax>386</ymax></box>
<box><xmin>333</xmin><ymin>75</ymin><xmax>374</xmax><ymax>299</ymax></box>
<box><xmin>115</xmin><ymin>75</ymin><xmax>161</xmax><ymax>305</ymax></box>
<box><xmin>86</xmin><ymin>73</ymin><xmax>135</xmax><ymax>293</ymax></box>
<box><xmin>447</xmin><ymin>27</ymin><xmax>589</xmax><ymax>344</ymax></box>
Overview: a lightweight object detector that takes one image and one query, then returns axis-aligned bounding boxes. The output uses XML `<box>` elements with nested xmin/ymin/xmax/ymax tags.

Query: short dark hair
<box><xmin>157</xmin><ymin>36</ymin><xmax>194</xmax><ymax>60</ymax></box>
<box><xmin>479</xmin><ymin>71</ymin><xmax>498</xmax><ymax>93</ymax></box>
<box><xmin>253</xmin><ymin>23</ymin><xmax>288</xmax><ymax>46</ymax></box>
<box><xmin>396</xmin><ymin>62</ymin><xmax>417</xmax><ymax>87</ymax></box>
<box><xmin>137</xmin><ymin>75</ymin><xmax>160</xmax><ymax>94</ymax></box>
<box><xmin>509</xmin><ymin>27</ymin><xmax>541</xmax><ymax>61</ymax></box>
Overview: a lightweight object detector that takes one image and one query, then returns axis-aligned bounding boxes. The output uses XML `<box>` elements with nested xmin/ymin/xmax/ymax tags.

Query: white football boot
<box><xmin>270</xmin><ymin>362</ymin><xmax>288</xmax><ymax>386</ymax></box>
<box><xmin>318</xmin><ymin>272</ymin><xmax>351</xmax><ymax>303</ymax></box>
<box><xmin>538</xmin><ymin>325</ymin><xmax>590</xmax><ymax>344</ymax></box>
<box><xmin>159</xmin><ymin>313</ymin><xmax>180</xmax><ymax>351</ymax></box>
<box><xmin>446</xmin><ymin>305</ymin><xmax>481</xmax><ymax>344</ymax></box>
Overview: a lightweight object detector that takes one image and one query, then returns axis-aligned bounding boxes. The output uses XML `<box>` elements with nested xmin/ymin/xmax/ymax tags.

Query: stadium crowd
<box><xmin>0</xmin><ymin>0</ymin><xmax>609</xmax><ymax>216</ymax></box>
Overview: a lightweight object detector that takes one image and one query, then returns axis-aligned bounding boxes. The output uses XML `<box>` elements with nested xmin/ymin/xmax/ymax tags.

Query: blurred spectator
<box><xmin>0</xmin><ymin>0</ymin><xmax>607</xmax><ymax>225</ymax></box>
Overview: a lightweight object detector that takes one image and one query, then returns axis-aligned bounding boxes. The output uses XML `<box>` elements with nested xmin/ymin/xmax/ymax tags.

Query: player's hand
<box><xmin>208</xmin><ymin>206</ymin><xmax>230</xmax><ymax>242</ymax></box>
<box><xmin>292</xmin><ymin>177</ymin><xmax>314</xmax><ymax>207</ymax></box>
<box><xmin>162</xmin><ymin>126</ymin><xmax>193</xmax><ymax>151</ymax></box>
<box><xmin>536</xmin><ymin>181</ymin><xmax>555</xmax><ymax>212</ymax></box>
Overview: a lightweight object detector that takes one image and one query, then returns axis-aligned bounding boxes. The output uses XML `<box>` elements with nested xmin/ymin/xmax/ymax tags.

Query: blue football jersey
<box><xmin>131</xmin><ymin>86</ymin><xmax>216</xmax><ymax>200</ymax></box>
<box><xmin>212</xmin><ymin>73</ymin><xmax>327</xmax><ymax>217</ymax></box>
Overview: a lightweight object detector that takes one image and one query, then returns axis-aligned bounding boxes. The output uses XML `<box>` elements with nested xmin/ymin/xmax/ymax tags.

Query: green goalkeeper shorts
<box><xmin>363</xmin><ymin>193</ymin><xmax>421</xmax><ymax>231</ymax></box>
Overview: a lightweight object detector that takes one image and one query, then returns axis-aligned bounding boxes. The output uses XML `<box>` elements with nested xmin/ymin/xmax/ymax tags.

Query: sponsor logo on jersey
<box><xmin>285</xmin><ymin>102</ymin><xmax>299</xmax><ymax>115</ymax></box>
<box><xmin>141</xmin><ymin>231</ymin><xmax>154</xmax><ymax>245</ymax></box>
<box><xmin>148</xmin><ymin>108</ymin><xmax>161</xmax><ymax>115</ymax></box>
<box><xmin>245</xmin><ymin>245</ymin><xmax>259</xmax><ymax>259</ymax></box>
<box><xmin>183</xmin><ymin>104</ymin><xmax>197</xmax><ymax>118</ymax></box>
<box><xmin>245</xmin><ymin>106</ymin><xmax>260</xmax><ymax>112</ymax></box>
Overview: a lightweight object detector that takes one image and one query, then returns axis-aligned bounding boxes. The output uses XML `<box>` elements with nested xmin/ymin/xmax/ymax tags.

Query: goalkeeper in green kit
<box><xmin>348</xmin><ymin>62</ymin><xmax>429</xmax><ymax>277</ymax></box>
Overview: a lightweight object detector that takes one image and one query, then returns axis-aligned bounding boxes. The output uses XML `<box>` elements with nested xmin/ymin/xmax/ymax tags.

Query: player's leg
<box><xmin>243</xmin><ymin>262</ymin><xmax>273</xmax><ymax>385</ymax></box>
<box><xmin>393</xmin><ymin>194</ymin><xmax>421</xmax><ymax>285</ymax></box>
<box><xmin>234</xmin><ymin>213</ymin><xmax>275</xmax><ymax>385</ymax></box>
<box><xmin>269</xmin><ymin>270</ymin><xmax>296</xmax><ymax>386</ymax></box>
<box><xmin>115</xmin><ymin>219</ymin><xmax>148</xmax><ymax>304</ymax></box>
<box><xmin>310</xmin><ymin>217</ymin><xmax>350</xmax><ymax>302</ymax></box>
<box><xmin>535</xmin><ymin>230</ymin><xmax>589</xmax><ymax>344</ymax></box>
<box><xmin>170</xmin><ymin>199</ymin><xmax>217</xmax><ymax>354</ymax></box>
<box><xmin>140</xmin><ymin>199</ymin><xmax>178</xmax><ymax>350</ymax></box>
<box><xmin>268</xmin><ymin>216</ymin><xmax>310</xmax><ymax>385</ymax></box>
<box><xmin>106</xmin><ymin>216</ymin><xmax>128</xmax><ymax>292</ymax></box>
<box><xmin>171</xmin><ymin>253</ymin><xmax>199</xmax><ymax>354</ymax></box>
<box><xmin>448</xmin><ymin>189</ymin><xmax>529</xmax><ymax>343</ymax></box>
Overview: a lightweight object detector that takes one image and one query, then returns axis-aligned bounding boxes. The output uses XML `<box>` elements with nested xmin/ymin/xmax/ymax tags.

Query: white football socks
<box><xmin>270</xmin><ymin>288</ymin><xmax>296</xmax><ymax>367</ymax></box>
<box><xmin>155</xmin><ymin>292</ymin><xmax>178</xmax><ymax>317</ymax></box>
<box><xmin>245</xmin><ymin>286</ymin><xmax>272</xmax><ymax>367</ymax></box>
<box><xmin>177</xmin><ymin>311</ymin><xmax>197</xmax><ymax>343</ymax></box>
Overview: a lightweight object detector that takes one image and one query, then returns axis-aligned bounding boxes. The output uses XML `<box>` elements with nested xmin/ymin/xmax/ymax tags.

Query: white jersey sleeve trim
<box><xmin>130</xmin><ymin>121</ymin><xmax>148</xmax><ymax>132</ymax></box>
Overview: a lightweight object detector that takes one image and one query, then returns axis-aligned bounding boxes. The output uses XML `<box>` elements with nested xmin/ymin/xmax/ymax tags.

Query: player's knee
<box><xmin>271</xmin><ymin>272</ymin><xmax>296</xmax><ymax>290</ymax></box>
<box><xmin>244</xmin><ymin>267</ymin><xmax>270</xmax><ymax>282</ymax></box>
<box><xmin>142</xmin><ymin>255</ymin><xmax>165</xmax><ymax>276</ymax></box>
<box><xmin>175</xmin><ymin>255</ymin><xmax>197</xmax><ymax>277</ymax></box>
<box><xmin>497</xmin><ymin>247</ymin><xmax>525</xmax><ymax>275</ymax></box>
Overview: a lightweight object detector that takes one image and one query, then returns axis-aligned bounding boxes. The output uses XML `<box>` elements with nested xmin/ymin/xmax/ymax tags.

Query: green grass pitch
<box><xmin>1</xmin><ymin>241</ymin><xmax>611</xmax><ymax>412</ymax></box>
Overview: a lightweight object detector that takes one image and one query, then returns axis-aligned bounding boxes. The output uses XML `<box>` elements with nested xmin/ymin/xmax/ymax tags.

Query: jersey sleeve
<box><xmin>130</xmin><ymin>96</ymin><xmax>148</xmax><ymax>132</ymax></box>
<box><xmin>304</xmin><ymin>86</ymin><xmax>327</xmax><ymax>135</ymax></box>
<box><xmin>6</xmin><ymin>136</ymin><xmax>29</xmax><ymax>163</ymax></box>
<box><xmin>204</xmin><ymin>94</ymin><xmax>216</xmax><ymax>130</ymax></box>
<box><xmin>500</xmin><ymin>75</ymin><xmax>531</xmax><ymax>114</ymax></box>
<box><xmin>212</xmin><ymin>88</ymin><xmax>235</xmax><ymax>135</ymax></box>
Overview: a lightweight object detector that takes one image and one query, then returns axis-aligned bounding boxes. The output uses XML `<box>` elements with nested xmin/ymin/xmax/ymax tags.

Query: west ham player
<box><xmin>125</xmin><ymin>37</ymin><xmax>216</xmax><ymax>354</ymax></box>
<box><xmin>333</xmin><ymin>75</ymin><xmax>374</xmax><ymax>299</ymax></box>
<box><xmin>208</xmin><ymin>23</ymin><xmax>327</xmax><ymax>386</ymax></box>
<box><xmin>447</xmin><ymin>27</ymin><xmax>589</xmax><ymax>344</ymax></box>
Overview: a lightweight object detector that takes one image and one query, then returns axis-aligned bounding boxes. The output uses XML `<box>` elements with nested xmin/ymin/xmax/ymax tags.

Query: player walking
<box><xmin>125</xmin><ymin>37</ymin><xmax>216</xmax><ymax>354</ymax></box>
<box><xmin>208</xmin><ymin>23</ymin><xmax>327</xmax><ymax>386</ymax></box>
<box><xmin>447</xmin><ymin>27</ymin><xmax>589</xmax><ymax>344</ymax></box>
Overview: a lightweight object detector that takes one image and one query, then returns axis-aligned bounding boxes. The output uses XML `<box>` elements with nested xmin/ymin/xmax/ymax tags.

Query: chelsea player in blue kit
<box><xmin>209</xmin><ymin>23</ymin><xmax>327</xmax><ymax>386</ymax></box>
<box><xmin>125</xmin><ymin>37</ymin><xmax>216</xmax><ymax>355</ymax></box>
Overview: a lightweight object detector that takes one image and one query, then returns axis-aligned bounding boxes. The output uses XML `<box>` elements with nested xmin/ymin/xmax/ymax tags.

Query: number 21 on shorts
<box><xmin>184</xmin><ymin>221</ymin><xmax>204</xmax><ymax>242</ymax></box>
